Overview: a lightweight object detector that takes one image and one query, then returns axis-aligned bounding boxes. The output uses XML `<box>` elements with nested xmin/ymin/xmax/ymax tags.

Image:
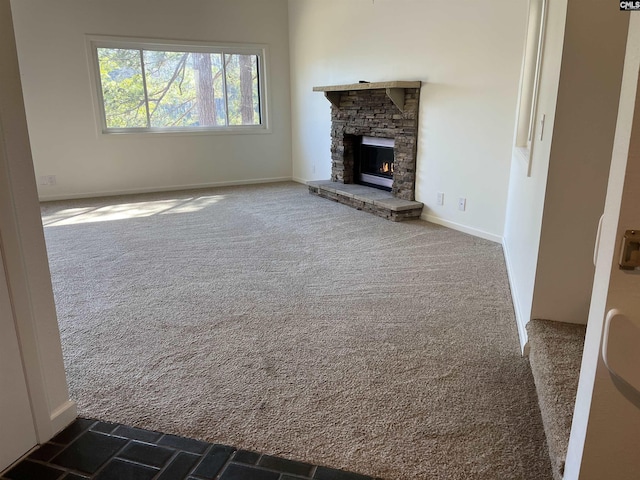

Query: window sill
<box><xmin>100</xmin><ymin>125</ymin><xmax>271</xmax><ymax>137</ymax></box>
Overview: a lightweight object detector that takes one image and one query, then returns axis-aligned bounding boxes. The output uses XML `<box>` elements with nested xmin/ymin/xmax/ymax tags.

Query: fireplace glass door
<box><xmin>356</xmin><ymin>136</ymin><xmax>394</xmax><ymax>190</ymax></box>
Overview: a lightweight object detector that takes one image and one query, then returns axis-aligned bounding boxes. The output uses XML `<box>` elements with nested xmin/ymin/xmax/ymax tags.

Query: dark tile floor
<box><xmin>2</xmin><ymin>418</ymin><xmax>379</xmax><ymax>480</ymax></box>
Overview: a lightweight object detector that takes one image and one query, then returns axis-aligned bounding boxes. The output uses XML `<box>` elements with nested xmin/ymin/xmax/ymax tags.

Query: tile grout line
<box><xmin>212</xmin><ymin>447</ymin><xmax>239</xmax><ymax>480</ymax></box>
<box><xmin>43</xmin><ymin>420</ymin><xmax>99</xmax><ymax>479</ymax></box>
<box><xmin>88</xmin><ymin>438</ymin><xmax>134</xmax><ymax>478</ymax></box>
<box><xmin>184</xmin><ymin>441</ymin><xmax>216</xmax><ymax>479</ymax></box>
<box><xmin>150</xmin><ymin>447</ymin><xmax>182</xmax><ymax>480</ymax></box>
<box><xmin>47</xmin><ymin>419</ymin><xmax>99</xmax><ymax>461</ymax></box>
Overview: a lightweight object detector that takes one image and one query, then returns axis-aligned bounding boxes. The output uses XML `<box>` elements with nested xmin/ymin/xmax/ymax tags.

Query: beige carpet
<box><xmin>527</xmin><ymin>319</ymin><xmax>586</xmax><ymax>480</ymax></box>
<box><xmin>42</xmin><ymin>182</ymin><xmax>552</xmax><ymax>480</ymax></box>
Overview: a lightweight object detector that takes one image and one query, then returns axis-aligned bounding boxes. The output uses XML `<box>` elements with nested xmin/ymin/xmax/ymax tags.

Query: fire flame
<box><xmin>380</xmin><ymin>162</ymin><xmax>394</xmax><ymax>174</ymax></box>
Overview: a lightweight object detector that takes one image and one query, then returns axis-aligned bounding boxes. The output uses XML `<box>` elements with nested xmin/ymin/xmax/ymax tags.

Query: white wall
<box><xmin>288</xmin><ymin>0</ymin><xmax>528</xmax><ymax>242</ymax></box>
<box><xmin>10</xmin><ymin>0</ymin><xmax>292</xmax><ymax>200</ymax></box>
<box><xmin>503</xmin><ymin>0</ymin><xmax>568</xmax><ymax>348</ymax></box>
<box><xmin>565</xmin><ymin>14</ymin><xmax>640</xmax><ymax>479</ymax></box>
<box><xmin>504</xmin><ymin>0</ymin><xmax>629</xmax><ymax>346</ymax></box>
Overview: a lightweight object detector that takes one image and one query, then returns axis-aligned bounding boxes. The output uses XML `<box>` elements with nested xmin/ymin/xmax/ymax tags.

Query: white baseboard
<box><xmin>49</xmin><ymin>400</ymin><xmax>77</xmax><ymax>440</ymax></box>
<box><xmin>420</xmin><ymin>213</ymin><xmax>502</xmax><ymax>244</ymax></box>
<box><xmin>502</xmin><ymin>239</ymin><xmax>529</xmax><ymax>354</ymax></box>
<box><xmin>38</xmin><ymin>177</ymin><xmax>293</xmax><ymax>202</ymax></box>
<box><xmin>292</xmin><ymin>177</ymin><xmax>308</xmax><ymax>185</ymax></box>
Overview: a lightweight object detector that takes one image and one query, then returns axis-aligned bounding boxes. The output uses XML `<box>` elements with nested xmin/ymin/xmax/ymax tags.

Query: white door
<box><xmin>0</xmin><ymin>237</ymin><xmax>37</xmax><ymax>472</ymax></box>
<box><xmin>564</xmin><ymin>15</ymin><xmax>640</xmax><ymax>479</ymax></box>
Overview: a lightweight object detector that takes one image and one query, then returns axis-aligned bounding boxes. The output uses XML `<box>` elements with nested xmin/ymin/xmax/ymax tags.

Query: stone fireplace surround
<box><xmin>308</xmin><ymin>81</ymin><xmax>424</xmax><ymax>221</ymax></box>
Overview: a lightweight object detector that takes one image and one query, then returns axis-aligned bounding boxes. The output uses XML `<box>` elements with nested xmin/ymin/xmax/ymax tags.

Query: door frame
<box><xmin>0</xmin><ymin>0</ymin><xmax>75</xmax><ymax>450</ymax></box>
<box><xmin>0</xmin><ymin>231</ymin><xmax>38</xmax><ymax>471</ymax></box>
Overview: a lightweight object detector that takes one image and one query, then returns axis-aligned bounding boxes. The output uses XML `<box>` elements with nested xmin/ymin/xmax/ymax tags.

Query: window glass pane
<box><xmin>97</xmin><ymin>48</ymin><xmax>147</xmax><ymax>128</ymax></box>
<box><xmin>211</xmin><ymin>54</ymin><xmax>227</xmax><ymax>126</ymax></box>
<box><xmin>143</xmin><ymin>51</ymin><xmax>197</xmax><ymax>128</ymax></box>
<box><xmin>225</xmin><ymin>54</ymin><xmax>261</xmax><ymax>126</ymax></box>
<box><xmin>94</xmin><ymin>41</ymin><xmax>264</xmax><ymax>132</ymax></box>
<box><xmin>142</xmin><ymin>51</ymin><xmax>227</xmax><ymax>128</ymax></box>
<box><xmin>189</xmin><ymin>52</ymin><xmax>226</xmax><ymax>127</ymax></box>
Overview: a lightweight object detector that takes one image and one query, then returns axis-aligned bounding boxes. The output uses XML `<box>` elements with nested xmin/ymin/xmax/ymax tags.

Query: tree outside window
<box><xmin>94</xmin><ymin>40</ymin><xmax>263</xmax><ymax>133</ymax></box>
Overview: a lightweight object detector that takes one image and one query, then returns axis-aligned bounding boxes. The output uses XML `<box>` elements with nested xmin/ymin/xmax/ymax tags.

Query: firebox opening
<box><xmin>356</xmin><ymin>136</ymin><xmax>395</xmax><ymax>191</ymax></box>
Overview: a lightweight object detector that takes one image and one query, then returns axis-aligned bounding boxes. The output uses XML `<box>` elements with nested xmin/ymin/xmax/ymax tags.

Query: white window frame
<box><xmin>513</xmin><ymin>0</ymin><xmax>547</xmax><ymax>175</ymax></box>
<box><xmin>87</xmin><ymin>35</ymin><xmax>270</xmax><ymax>135</ymax></box>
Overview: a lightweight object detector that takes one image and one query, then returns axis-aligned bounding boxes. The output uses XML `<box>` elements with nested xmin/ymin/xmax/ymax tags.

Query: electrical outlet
<box><xmin>38</xmin><ymin>175</ymin><xmax>57</xmax><ymax>186</ymax></box>
<box><xmin>458</xmin><ymin>197</ymin><xmax>466</xmax><ymax>211</ymax></box>
<box><xmin>436</xmin><ymin>192</ymin><xmax>444</xmax><ymax>206</ymax></box>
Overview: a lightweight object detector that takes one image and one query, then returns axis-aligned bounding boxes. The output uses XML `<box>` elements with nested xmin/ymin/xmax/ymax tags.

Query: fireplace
<box><xmin>356</xmin><ymin>136</ymin><xmax>394</xmax><ymax>191</ymax></box>
<box><xmin>309</xmin><ymin>81</ymin><xmax>423</xmax><ymax>221</ymax></box>
<box><xmin>313</xmin><ymin>81</ymin><xmax>421</xmax><ymax>201</ymax></box>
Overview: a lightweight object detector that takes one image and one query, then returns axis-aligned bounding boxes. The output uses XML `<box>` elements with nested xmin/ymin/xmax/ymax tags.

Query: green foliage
<box><xmin>144</xmin><ymin>51</ymin><xmax>196</xmax><ymax>127</ymax></box>
<box><xmin>98</xmin><ymin>48</ymin><xmax>147</xmax><ymax>128</ymax></box>
<box><xmin>97</xmin><ymin>47</ymin><xmax>261</xmax><ymax>130</ymax></box>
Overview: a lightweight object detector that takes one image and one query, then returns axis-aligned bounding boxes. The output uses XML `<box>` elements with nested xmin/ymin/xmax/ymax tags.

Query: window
<box><xmin>514</xmin><ymin>0</ymin><xmax>547</xmax><ymax>173</ymax></box>
<box><xmin>90</xmin><ymin>37</ymin><xmax>267</xmax><ymax>133</ymax></box>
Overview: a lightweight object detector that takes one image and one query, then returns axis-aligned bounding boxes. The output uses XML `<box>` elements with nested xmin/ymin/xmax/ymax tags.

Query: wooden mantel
<box><xmin>313</xmin><ymin>81</ymin><xmax>421</xmax><ymax>113</ymax></box>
